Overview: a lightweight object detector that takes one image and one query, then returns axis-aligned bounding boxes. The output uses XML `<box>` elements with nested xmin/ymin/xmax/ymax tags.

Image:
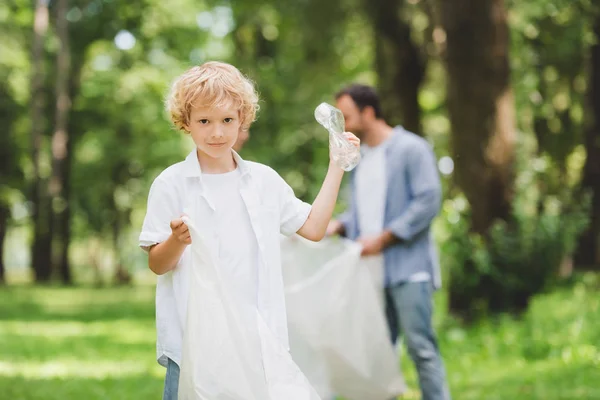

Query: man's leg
<box><xmin>388</xmin><ymin>282</ymin><xmax>451</xmax><ymax>400</ymax></box>
<box><xmin>384</xmin><ymin>287</ymin><xmax>400</xmax><ymax>343</ymax></box>
<box><xmin>162</xmin><ymin>358</ymin><xmax>180</xmax><ymax>400</ymax></box>
<box><xmin>383</xmin><ymin>288</ymin><xmax>403</xmax><ymax>400</ymax></box>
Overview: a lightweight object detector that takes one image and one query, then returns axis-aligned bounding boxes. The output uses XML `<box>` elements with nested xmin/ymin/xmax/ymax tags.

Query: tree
<box><xmin>439</xmin><ymin>0</ymin><xmax>519</xmax><ymax>316</ymax></box>
<box><xmin>48</xmin><ymin>0</ymin><xmax>72</xmax><ymax>283</ymax></box>
<box><xmin>577</xmin><ymin>10</ymin><xmax>600</xmax><ymax>269</ymax></box>
<box><xmin>439</xmin><ymin>0</ymin><xmax>516</xmax><ymax>235</ymax></box>
<box><xmin>0</xmin><ymin>78</ymin><xmax>22</xmax><ymax>284</ymax></box>
<box><xmin>0</xmin><ymin>1</ymin><xmax>28</xmax><ymax>284</ymax></box>
<box><xmin>30</xmin><ymin>0</ymin><xmax>52</xmax><ymax>282</ymax></box>
<box><xmin>364</xmin><ymin>0</ymin><xmax>426</xmax><ymax>133</ymax></box>
<box><xmin>33</xmin><ymin>0</ymin><xmax>153</xmax><ymax>283</ymax></box>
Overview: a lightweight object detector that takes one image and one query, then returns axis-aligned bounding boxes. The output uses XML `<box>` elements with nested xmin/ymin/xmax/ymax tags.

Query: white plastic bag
<box><xmin>178</xmin><ymin>218</ymin><xmax>321</xmax><ymax>400</ymax></box>
<box><xmin>282</xmin><ymin>236</ymin><xmax>406</xmax><ymax>400</ymax></box>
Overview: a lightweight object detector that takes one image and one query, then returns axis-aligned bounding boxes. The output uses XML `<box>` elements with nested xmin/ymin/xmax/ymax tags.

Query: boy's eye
<box><xmin>224</xmin><ymin>118</ymin><xmax>234</xmax><ymax>123</ymax></box>
<box><xmin>199</xmin><ymin>119</ymin><xmax>209</xmax><ymax>124</ymax></box>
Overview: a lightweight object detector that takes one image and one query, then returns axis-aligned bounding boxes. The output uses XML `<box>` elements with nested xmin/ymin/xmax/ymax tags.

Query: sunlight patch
<box><xmin>0</xmin><ymin>360</ymin><xmax>147</xmax><ymax>379</ymax></box>
<box><xmin>0</xmin><ymin>320</ymin><xmax>152</xmax><ymax>340</ymax></box>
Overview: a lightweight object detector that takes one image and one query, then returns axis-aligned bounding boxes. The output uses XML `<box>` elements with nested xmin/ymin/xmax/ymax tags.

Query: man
<box><xmin>327</xmin><ymin>84</ymin><xmax>451</xmax><ymax>400</ymax></box>
<box><xmin>233</xmin><ymin>128</ymin><xmax>250</xmax><ymax>152</ymax></box>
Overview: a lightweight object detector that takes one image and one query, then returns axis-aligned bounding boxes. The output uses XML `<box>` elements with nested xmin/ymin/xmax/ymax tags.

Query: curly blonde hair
<box><xmin>165</xmin><ymin>61</ymin><xmax>259</xmax><ymax>132</ymax></box>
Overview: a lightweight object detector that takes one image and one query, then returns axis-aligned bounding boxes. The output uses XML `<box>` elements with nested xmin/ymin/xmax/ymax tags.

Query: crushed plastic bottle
<box><xmin>314</xmin><ymin>102</ymin><xmax>361</xmax><ymax>171</ymax></box>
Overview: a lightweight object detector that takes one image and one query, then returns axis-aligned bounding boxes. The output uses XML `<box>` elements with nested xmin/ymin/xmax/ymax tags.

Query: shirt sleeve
<box><xmin>139</xmin><ymin>177</ymin><xmax>180</xmax><ymax>250</ymax></box>
<box><xmin>274</xmin><ymin>173</ymin><xmax>312</xmax><ymax>237</ymax></box>
<box><xmin>387</xmin><ymin>140</ymin><xmax>441</xmax><ymax>241</ymax></box>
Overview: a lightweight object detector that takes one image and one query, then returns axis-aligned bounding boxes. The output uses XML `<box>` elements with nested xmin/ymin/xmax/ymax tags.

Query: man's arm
<box><xmin>385</xmin><ymin>141</ymin><xmax>441</xmax><ymax>243</ymax></box>
<box><xmin>359</xmin><ymin>141</ymin><xmax>440</xmax><ymax>255</ymax></box>
<box><xmin>326</xmin><ymin>218</ymin><xmax>346</xmax><ymax>237</ymax></box>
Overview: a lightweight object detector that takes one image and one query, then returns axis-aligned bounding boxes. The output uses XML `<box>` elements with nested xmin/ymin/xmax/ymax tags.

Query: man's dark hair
<box><xmin>335</xmin><ymin>84</ymin><xmax>383</xmax><ymax>119</ymax></box>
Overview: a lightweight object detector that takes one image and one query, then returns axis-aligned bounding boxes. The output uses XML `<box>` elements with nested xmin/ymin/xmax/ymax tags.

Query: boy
<box><xmin>139</xmin><ymin>61</ymin><xmax>359</xmax><ymax>399</ymax></box>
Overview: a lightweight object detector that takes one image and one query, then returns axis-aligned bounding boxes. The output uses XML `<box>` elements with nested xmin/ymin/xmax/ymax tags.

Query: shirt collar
<box><xmin>361</xmin><ymin>128</ymin><xmax>397</xmax><ymax>155</ymax></box>
<box><xmin>182</xmin><ymin>149</ymin><xmax>251</xmax><ymax>178</ymax></box>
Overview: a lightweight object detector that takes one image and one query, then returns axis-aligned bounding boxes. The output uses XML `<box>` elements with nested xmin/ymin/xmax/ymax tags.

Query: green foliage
<box><xmin>0</xmin><ymin>0</ymin><xmax>598</xmax><ymax>296</ymax></box>
<box><xmin>231</xmin><ymin>0</ymin><xmax>373</xmax><ymax>201</ymax></box>
<box><xmin>427</xmin><ymin>273</ymin><xmax>600</xmax><ymax>400</ymax></box>
<box><xmin>509</xmin><ymin>0</ymin><xmax>597</xmax><ymax>169</ymax></box>
<box><xmin>441</xmin><ymin>152</ymin><xmax>591</xmax><ymax>318</ymax></box>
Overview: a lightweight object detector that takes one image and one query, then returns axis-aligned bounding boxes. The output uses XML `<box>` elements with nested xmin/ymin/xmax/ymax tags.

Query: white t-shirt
<box><xmin>139</xmin><ymin>150</ymin><xmax>312</xmax><ymax>368</ymax></box>
<box><xmin>356</xmin><ymin>144</ymin><xmax>387</xmax><ymax>238</ymax></box>
<box><xmin>202</xmin><ymin>168</ymin><xmax>259</xmax><ymax>307</ymax></box>
<box><xmin>356</xmin><ymin>143</ymin><xmax>388</xmax><ymax>287</ymax></box>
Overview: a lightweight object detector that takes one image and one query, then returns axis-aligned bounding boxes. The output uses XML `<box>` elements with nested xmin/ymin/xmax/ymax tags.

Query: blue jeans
<box><xmin>163</xmin><ymin>358</ymin><xmax>180</xmax><ymax>400</ymax></box>
<box><xmin>385</xmin><ymin>282</ymin><xmax>451</xmax><ymax>400</ymax></box>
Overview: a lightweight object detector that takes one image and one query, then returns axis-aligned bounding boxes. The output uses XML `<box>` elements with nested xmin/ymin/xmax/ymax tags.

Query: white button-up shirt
<box><xmin>139</xmin><ymin>150</ymin><xmax>312</xmax><ymax>367</ymax></box>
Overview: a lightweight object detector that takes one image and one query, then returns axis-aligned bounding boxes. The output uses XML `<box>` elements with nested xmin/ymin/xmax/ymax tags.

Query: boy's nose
<box><xmin>212</xmin><ymin>126</ymin><xmax>224</xmax><ymax>138</ymax></box>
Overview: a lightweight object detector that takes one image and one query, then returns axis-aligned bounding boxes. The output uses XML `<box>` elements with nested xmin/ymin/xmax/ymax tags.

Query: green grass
<box><xmin>401</xmin><ymin>272</ymin><xmax>600</xmax><ymax>400</ymax></box>
<box><xmin>0</xmin><ymin>274</ymin><xmax>599</xmax><ymax>399</ymax></box>
<box><xmin>0</xmin><ymin>286</ymin><xmax>164</xmax><ymax>400</ymax></box>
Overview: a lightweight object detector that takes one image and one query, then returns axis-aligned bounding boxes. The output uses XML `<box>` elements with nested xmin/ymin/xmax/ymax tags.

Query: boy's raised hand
<box><xmin>170</xmin><ymin>217</ymin><xmax>192</xmax><ymax>244</ymax></box>
<box><xmin>344</xmin><ymin>132</ymin><xmax>360</xmax><ymax>148</ymax></box>
<box><xmin>328</xmin><ymin>132</ymin><xmax>360</xmax><ymax>167</ymax></box>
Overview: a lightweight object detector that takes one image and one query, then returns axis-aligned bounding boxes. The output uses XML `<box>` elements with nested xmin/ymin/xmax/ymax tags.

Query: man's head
<box><xmin>233</xmin><ymin>128</ymin><xmax>250</xmax><ymax>152</ymax></box>
<box><xmin>335</xmin><ymin>84</ymin><xmax>383</xmax><ymax>138</ymax></box>
<box><xmin>166</xmin><ymin>61</ymin><xmax>259</xmax><ymax>159</ymax></box>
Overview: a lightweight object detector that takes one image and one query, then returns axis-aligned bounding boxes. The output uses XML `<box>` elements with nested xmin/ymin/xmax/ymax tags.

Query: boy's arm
<box><xmin>140</xmin><ymin>177</ymin><xmax>190</xmax><ymax>275</ymax></box>
<box><xmin>148</xmin><ymin>218</ymin><xmax>190</xmax><ymax>275</ymax></box>
<box><xmin>297</xmin><ymin>161</ymin><xmax>345</xmax><ymax>241</ymax></box>
<box><xmin>297</xmin><ymin>132</ymin><xmax>360</xmax><ymax>241</ymax></box>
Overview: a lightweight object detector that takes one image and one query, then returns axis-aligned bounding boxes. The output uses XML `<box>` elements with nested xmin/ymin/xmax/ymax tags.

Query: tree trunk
<box><xmin>440</xmin><ymin>0</ymin><xmax>517</xmax><ymax>316</ymax></box>
<box><xmin>49</xmin><ymin>0</ymin><xmax>73</xmax><ymax>284</ymax></box>
<box><xmin>0</xmin><ymin>204</ymin><xmax>9</xmax><ymax>284</ymax></box>
<box><xmin>367</xmin><ymin>0</ymin><xmax>425</xmax><ymax>133</ymax></box>
<box><xmin>439</xmin><ymin>0</ymin><xmax>516</xmax><ymax>235</ymax></box>
<box><xmin>112</xmin><ymin>211</ymin><xmax>132</xmax><ymax>285</ymax></box>
<box><xmin>576</xmin><ymin>16</ymin><xmax>600</xmax><ymax>270</ymax></box>
<box><xmin>30</xmin><ymin>0</ymin><xmax>52</xmax><ymax>282</ymax></box>
<box><xmin>0</xmin><ymin>74</ymin><xmax>21</xmax><ymax>285</ymax></box>
<box><xmin>55</xmin><ymin>140</ymin><xmax>74</xmax><ymax>283</ymax></box>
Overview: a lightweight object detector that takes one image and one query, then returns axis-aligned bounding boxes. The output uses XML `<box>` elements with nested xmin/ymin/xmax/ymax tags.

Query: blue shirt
<box><xmin>339</xmin><ymin>127</ymin><xmax>442</xmax><ymax>289</ymax></box>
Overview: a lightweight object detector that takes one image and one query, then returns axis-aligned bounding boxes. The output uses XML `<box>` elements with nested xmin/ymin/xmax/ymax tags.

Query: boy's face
<box><xmin>185</xmin><ymin>103</ymin><xmax>241</xmax><ymax>160</ymax></box>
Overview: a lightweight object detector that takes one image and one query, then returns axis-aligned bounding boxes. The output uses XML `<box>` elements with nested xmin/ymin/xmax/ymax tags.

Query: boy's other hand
<box><xmin>170</xmin><ymin>217</ymin><xmax>192</xmax><ymax>245</ymax></box>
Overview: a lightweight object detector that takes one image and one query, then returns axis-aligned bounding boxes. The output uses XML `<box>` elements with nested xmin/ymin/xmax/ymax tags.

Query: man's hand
<box><xmin>357</xmin><ymin>230</ymin><xmax>399</xmax><ymax>256</ymax></box>
<box><xmin>326</xmin><ymin>220</ymin><xmax>344</xmax><ymax>237</ymax></box>
<box><xmin>357</xmin><ymin>235</ymin><xmax>384</xmax><ymax>256</ymax></box>
<box><xmin>170</xmin><ymin>217</ymin><xmax>191</xmax><ymax>245</ymax></box>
